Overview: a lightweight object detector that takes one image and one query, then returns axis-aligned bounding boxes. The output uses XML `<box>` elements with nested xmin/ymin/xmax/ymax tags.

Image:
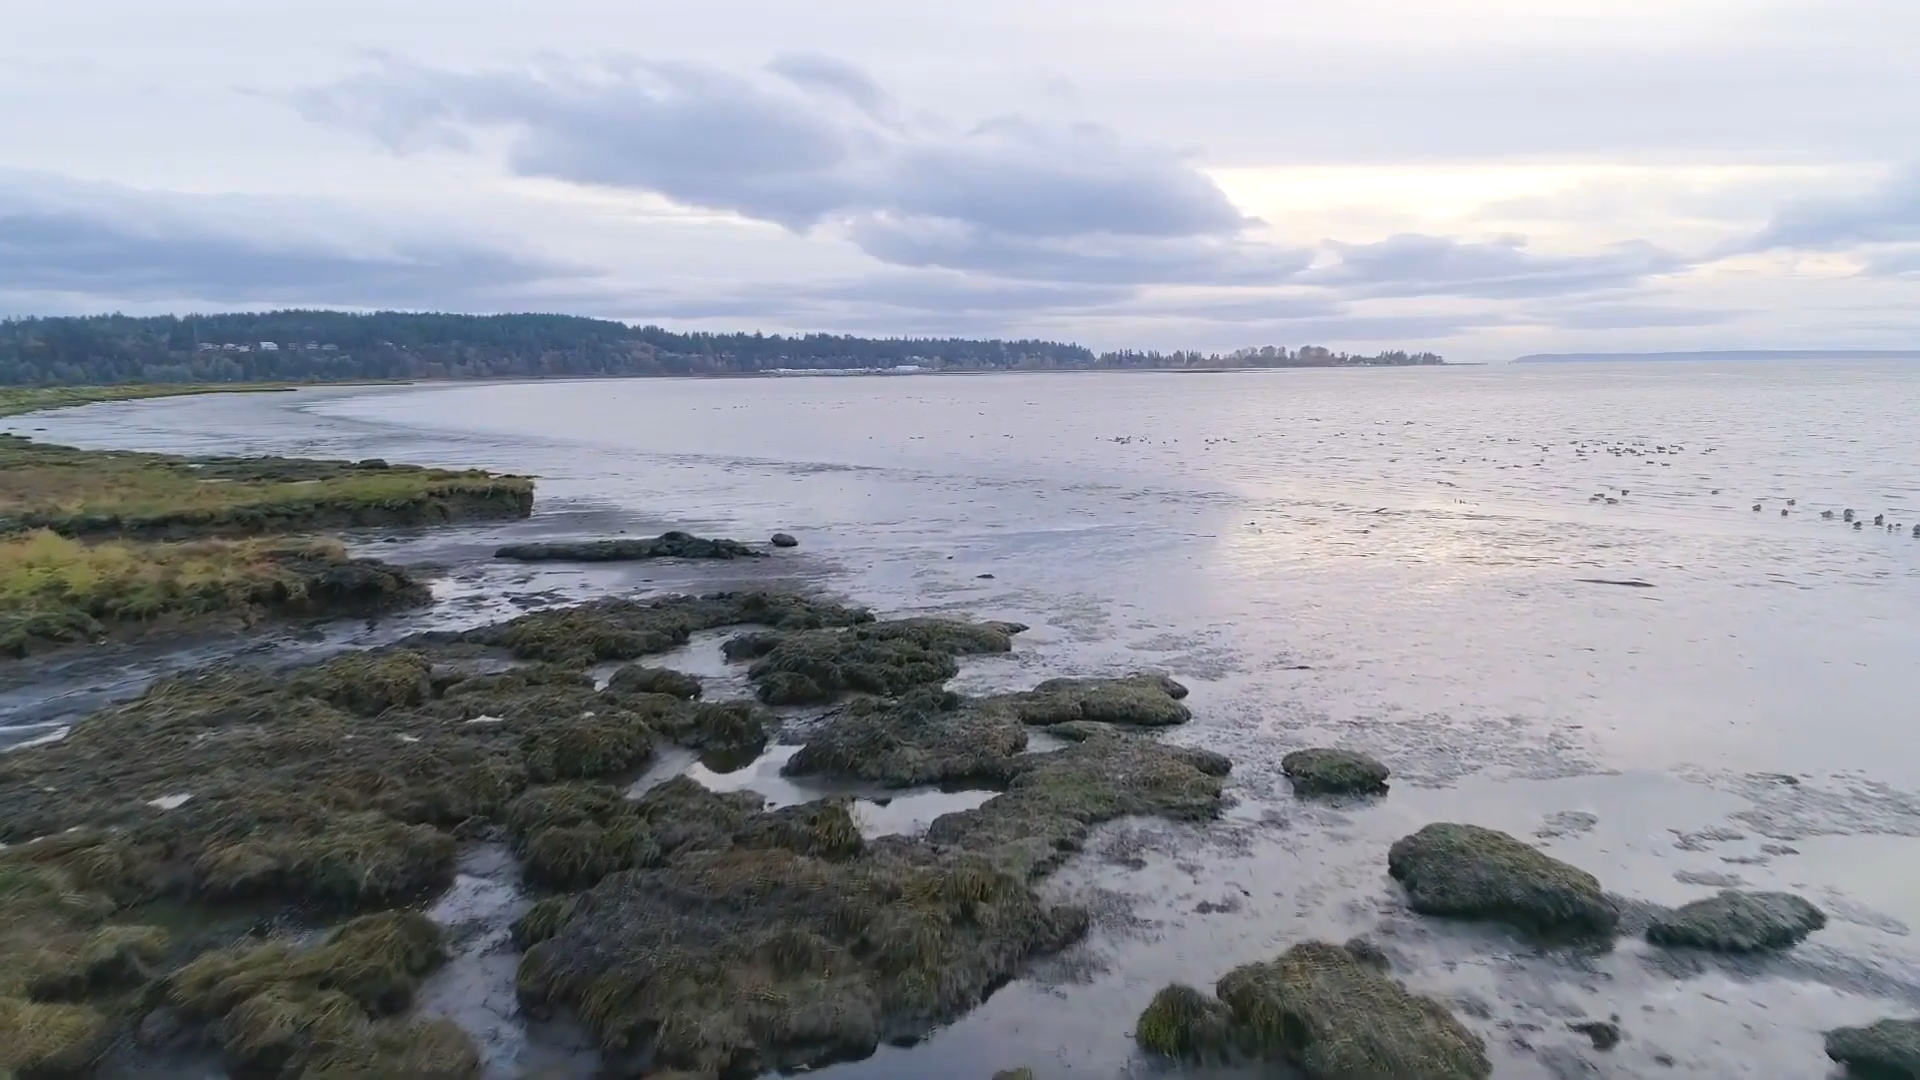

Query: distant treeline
<box><xmin>0</xmin><ymin>311</ymin><xmax>1442</xmax><ymax>385</ymax></box>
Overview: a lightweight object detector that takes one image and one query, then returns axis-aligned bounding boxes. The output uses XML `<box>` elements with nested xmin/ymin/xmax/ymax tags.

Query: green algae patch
<box><xmin>782</xmin><ymin>689</ymin><xmax>1028</xmax><ymax>788</ymax></box>
<box><xmin>419</xmin><ymin>590</ymin><xmax>873</xmax><ymax>667</ymax></box>
<box><xmin>160</xmin><ymin>911</ymin><xmax>477</xmax><ymax>1077</ymax></box>
<box><xmin>1002</xmin><ymin>673</ymin><xmax>1191</xmax><ymax>727</ymax></box>
<box><xmin>1827</xmin><ymin>1018</ymin><xmax>1920</xmax><ymax>1078</ymax></box>
<box><xmin>925</xmin><ymin>730</ymin><xmax>1231</xmax><ymax>878</ymax></box>
<box><xmin>1647</xmin><ymin>890</ymin><xmax>1826</xmax><ymax>953</ymax></box>
<box><xmin>1387</xmin><ymin>823</ymin><xmax>1617</xmax><ymax>938</ymax></box>
<box><xmin>606</xmin><ymin>664</ymin><xmax>703</xmax><ymax>700</ymax></box>
<box><xmin>738</xmin><ymin>617</ymin><xmax>1025</xmax><ymax>705</ymax></box>
<box><xmin>1281</xmin><ymin>748</ymin><xmax>1390</xmax><ymax>797</ymax></box>
<box><xmin>1135</xmin><ymin>983</ymin><xmax>1237</xmax><ymax>1061</ymax></box>
<box><xmin>1214</xmin><ymin>941</ymin><xmax>1490</xmax><ymax>1079</ymax></box>
<box><xmin>0</xmin><ymin>434</ymin><xmax>532</xmax><ymax>540</ymax></box>
<box><xmin>0</xmin><ymin>530</ymin><xmax>429</xmax><ymax>657</ymax></box>
<box><xmin>517</xmin><ymin>844</ymin><xmax>1085</xmax><ymax>1077</ymax></box>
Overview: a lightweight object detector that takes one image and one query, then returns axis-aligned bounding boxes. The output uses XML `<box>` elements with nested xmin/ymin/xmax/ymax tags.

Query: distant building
<box><xmin>196</xmin><ymin>343</ymin><xmax>218</xmax><ymax>352</ymax></box>
<box><xmin>320</xmin><ymin>344</ymin><xmax>339</xmax><ymax>352</ymax></box>
<box><xmin>258</xmin><ymin>342</ymin><xmax>279</xmax><ymax>352</ymax></box>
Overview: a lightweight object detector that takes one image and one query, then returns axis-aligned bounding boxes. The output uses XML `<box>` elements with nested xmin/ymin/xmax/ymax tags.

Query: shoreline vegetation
<box><xmin>0</xmin><ymin>428</ymin><xmax>533</xmax><ymax>656</ymax></box>
<box><xmin>2</xmin><ymin>310</ymin><xmax>1444</xmax><ymax>385</ymax></box>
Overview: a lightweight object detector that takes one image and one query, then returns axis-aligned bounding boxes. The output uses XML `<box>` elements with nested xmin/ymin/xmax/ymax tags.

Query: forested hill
<box><xmin>0</xmin><ymin>311</ymin><xmax>1097</xmax><ymax>384</ymax></box>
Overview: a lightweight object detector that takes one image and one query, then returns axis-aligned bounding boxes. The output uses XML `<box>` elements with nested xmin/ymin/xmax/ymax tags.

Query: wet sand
<box><xmin>9</xmin><ymin>366</ymin><xmax>1920</xmax><ymax>1078</ymax></box>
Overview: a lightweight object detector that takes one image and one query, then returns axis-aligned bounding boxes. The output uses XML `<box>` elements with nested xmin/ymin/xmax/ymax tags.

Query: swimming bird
<box><xmin>1875</xmin><ymin>514</ymin><xmax>1885</xmax><ymax>526</ymax></box>
<box><xmin>1854</xmin><ymin>521</ymin><xmax>1864</xmax><ymax>530</ymax></box>
<box><xmin>1781</xmin><ymin>508</ymin><xmax>1789</xmax><ymax>517</ymax></box>
<box><xmin>1787</xmin><ymin>499</ymin><xmax>1796</xmax><ymax>506</ymax></box>
<box><xmin>1822</xmin><ymin>510</ymin><xmax>1835</xmax><ymax>520</ymax></box>
<box><xmin>1844</xmin><ymin>509</ymin><xmax>1855</xmax><ymax>522</ymax></box>
<box><xmin>1753</xmin><ymin>504</ymin><xmax>1762</xmax><ymax>512</ymax></box>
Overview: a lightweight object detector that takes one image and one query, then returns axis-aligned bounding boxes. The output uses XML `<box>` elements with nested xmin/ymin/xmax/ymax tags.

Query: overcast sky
<box><xmin>4</xmin><ymin>0</ymin><xmax>1917</xmax><ymax>360</ymax></box>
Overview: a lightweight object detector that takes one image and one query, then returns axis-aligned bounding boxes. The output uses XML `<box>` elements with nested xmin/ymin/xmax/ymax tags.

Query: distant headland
<box><xmin>1513</xmin><ymin>350</ymin><xmax>1920</xmax><ymax>364</ymax></box>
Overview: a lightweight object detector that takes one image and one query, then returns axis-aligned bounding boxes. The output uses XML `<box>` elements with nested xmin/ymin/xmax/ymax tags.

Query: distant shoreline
<box><xmin>1513</xmin><ymin>350</ymin><xmax>1920</xmax><ymax>364</ymax></box>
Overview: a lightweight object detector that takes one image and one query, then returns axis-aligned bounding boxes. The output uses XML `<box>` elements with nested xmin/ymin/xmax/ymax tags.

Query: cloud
<box><xmin>0</xmin><ymin>171</ymin><xmax>593</xmax><ymax>310</ymax></box>
<box><xmin>1521</xmin><ymin>300</ymin><xmax>1744</xmax><ymax>331</ymax></box>
<box><xmin>1305</xmin><ymin>234</ymin><xmax>1685</xmax><ymax>299</ymax></box>
<box><xmin>293</xmin><ymin>55</ymin><xmax>1285</xmax><ymax>285</ymax></box>
<box><xmin>1744</xmin><ymin>164</ymin><xmax>1920</xmax><ymax>252</ymax></box>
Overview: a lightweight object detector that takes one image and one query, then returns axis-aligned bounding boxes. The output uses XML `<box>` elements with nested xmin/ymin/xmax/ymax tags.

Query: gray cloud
<box><xmin>1521</xmin><ymin>300</ymin><xmax>1744</xmax><ymax>331</ymax></box>
<box><xmin>293</xmin><ymin>55</ymin><xmax>1282</xmax><ymax>286</ymax></box>
<box><xmin>0</xmin><ymin>171</ymin><xmax>593</xmax><ymax>310</ymax></box>
<box><xmin>1306</xmin><ymin>234</ymin><xmax>1685</xmax><ymax>300</ymax></box>
<box><xmin>1744</xmin><ymin>164</ymin><xmax>1920</xmax><ymax>252</ymax></box>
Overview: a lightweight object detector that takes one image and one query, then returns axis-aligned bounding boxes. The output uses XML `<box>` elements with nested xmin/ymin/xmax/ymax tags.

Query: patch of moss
<box><xmin>1281</xmin><ymin>748</ymin><xmax>1390</xmax><ymax>797</ymax></box>
<box><xmin>925</xmin><ymin>730</ymin><xmax>1230</xmax><ymax>878</ymax></box>
<box><xmin>605</xmin><ymin>664</ymin><xmax>703</xmax><ymax>700</ymax></box>
<box><xmin>741</xmin><ymin>618</ymin><xmax>1024</xmax><ymax>705</ymax></box>
<box><xmin>1387</xmin><ymin>823</ymin><xmax>1617</xmax><ymax>938</ymax></box>
<box><xmin>1003</xmin><ymin>674</ymin><xmax>1191</xmax><ymax>727</ymax></box>
<box><xmin>0</xmin><ymin>530</ymin><xmax>429</xmax><ymax>657</ymax></box>
<box><xmin>1826</xmin><ymin>1017</ymin><xmax>1920</xmax><ymax>1078</ymax></box>
<box><xmin>0</xmin><ymin>434</ymin><xmax>533</xmax><ymax>540</ymax></box>
<box><xmin>782</xmin><ymin>690</ymin><xmax>1027</xmax><ymax>787</ymax></box>
<box><xmin>1135</xmin><ymin>983</ymin><xmax>1237</xmax><ymax>1061</ymax></box>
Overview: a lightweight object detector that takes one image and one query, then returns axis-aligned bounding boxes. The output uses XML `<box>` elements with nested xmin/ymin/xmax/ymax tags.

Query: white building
<box><xmin>258</xmin><ymin>342</ymin><xmax>280</xmax><ymax>352</ymax></box>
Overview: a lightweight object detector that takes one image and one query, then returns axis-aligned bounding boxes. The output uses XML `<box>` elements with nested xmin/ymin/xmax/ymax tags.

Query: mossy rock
<box><xmin>1827</xmin><ymin>1018</ymin><xmax>1920</xmax><ymax>1078</ymax></box>
<box><xmin>738</xmin><ymin>799</ymin><xmax>865</xmax><ymax>861</ymax></box>
<box><xmin>1387</xmin><ymin>823</ymin><xmax>1617</xmax><ymax>937</ymax></box>
<box><xmin>1216</xmin><ymin>941</ymin><xmax>1490</xmax><ymax>1080</ymax></box>
<box><xmin>1135</xmin><ymin>982</ymin><xmax>1237</xmax><ymax>1061</ymax></box>
<box><xmin>287</xmin><ymin>651</ymin><xmax>434</xmax><ymax>717</ymax></box>
<box><xmin>925</xmin><ymin>731</ymin><xmax>1229</xmax><ymax>878</ymax></box>
<box><xmin>0</xmin><ymin>997</ymin><xmax>110</xmax><ymax>1075</ymax></box>
<box><xmin>516</xmin><ymin>844</ymin><xmax>1083</xmax><ymax>1076</ymax></box>
<box><xmin>743</xmin><ymin>618</ymin><xmax>1024</xmax><ymax>705</ymax></box>
<box><xmin>1005</xmin><ymin>674</ymin><xmax>1191</xmax><ymax>727</ymax></box>
<box><xmin>652</xmin><ymin>701</ymin><xmax>771</xmax><ymax>767</ymax></box>
<box><xmin>606</xmin><ymin>664</ymin><xmax>704</xmax><ymax>700</ymax></box>
<box><xmin>782</xmin><ymin>690</ymin><xmax>1027</xmax><ymax>787</ymax></box>
<box><xmin>520</xmin><ymin>820</ymin><xmax>664</xmax><ymax>891</ymax></box>
<box><xmin>1647</xmin><ymin>890</ymin><xmax>1826</xmax><ymax>952</ymax></box>
<box><xmin>196</xmin><ymin>812</ymin><xmax>457</xmax><ymax>908</ymax></box>
<box><xmin>992</xmin><ymin>1071</ymin><xmax>1036</xmax><ymax>1080</ymax></box>
<box><xmin>222</xmin><ymin>984</ymin><xmax>365</xmax><ymax>1075</ymax></box>
<box><xmin>1282</xmin><ymin>748</ymin><xmax>1390</xmax><ymax>797</ymax></box>
<box><xmin>519</xmin><ymin>711</ymin><xmax>656</xmax><ymax>783</ymax></box>
<box><xmin>169</xmin><ymin>911</ymin><xmax>447</xmax><ymax>1021</ymax></box>
<box><xmin>495</xmin><ymin>532</ymin><xmax>766</xmax><ymax>563</ymax></box>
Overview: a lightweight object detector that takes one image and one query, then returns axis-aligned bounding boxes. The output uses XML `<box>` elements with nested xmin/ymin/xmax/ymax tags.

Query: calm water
<box><xmin>9</xmin><ymin>363</ymin><xmax>1920</xmax><ymax>1079</ymax></box>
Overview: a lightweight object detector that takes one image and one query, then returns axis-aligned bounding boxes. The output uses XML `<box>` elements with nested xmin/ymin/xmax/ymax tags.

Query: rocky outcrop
<box><xmin>1387</xmin><ymin>823</ymin><xmax>1617</xmax><ymax>937</ymax></box>
<box><xmin>782</xmin><ymin>690</ymin><xmax>1028</xmax><ymax>787</ymax></box>
<box><xmin>1827</xmin><ymin>1018</ymin><xmax>1920</xmax><ymax>1078</ymax></box>
<box><xmin>494</xmin><ymin>531</ymin><xmax>766</xmax><ymax>562</ymax></box>
<box><xmin>1281</xmin><ymin>748</ymin><xmax>1390</xmax><ymax>796</ymax></box>
<box><xmin>1134</xmin><ymin>941</ymin><xmax>1489</xmax><ymax>1079</ymax></box>
<box><xmin>1646</xmin><ymin>890</ymin><xmax>1826</xmax><ymax>952</ymax></box>
<box><xmin>1002</xmin><ymin>673</ymin><xmax>1191</xmax><ymax>727</ymax></box>
<box><xmin>735</xmin><ymin>618</ymin><xmax>1025</xmax><ymax>705</ymax></box>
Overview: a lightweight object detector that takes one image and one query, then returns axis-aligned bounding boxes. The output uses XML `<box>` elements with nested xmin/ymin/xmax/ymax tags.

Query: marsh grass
<box><xmin>0</xmin><ymin>435</ymin><xmax>532</xmax><ymax>539</ymax></box>
<box><xmin>0</xmin><ymin>383</ymin><xmax>294</xmax><ymax>419</ymax></box>
<box><xmin>0</xmin><ymin>530</ymin><xmax>418</xmax><ymax>655</ymax></box>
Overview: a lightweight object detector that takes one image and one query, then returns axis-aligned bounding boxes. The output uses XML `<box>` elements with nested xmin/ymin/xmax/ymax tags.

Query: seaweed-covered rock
<box><xmin>1215</xmin><ymin>941</ymin><xmax>1489</xmax><ymax>1080</ymax></box>
<box><xmin>741</xmin><ymin>618</ymin><xmax>1024</xmax><ymax>705</ymax></box>
<box><xmin>495</xmin><ymin>532</ymin><xmax>766</xmax><ymax>562</ymax></box>
<box><xmin>737</xmin><ymin>799</ymin><xmax>866</xmax><ymax>861</ymax></box>
<box><xmin>650</xmin><ymin>701</ymin><xmax>772</xmax><ymax>768</ymax></box>
<box><xmin>303</xmin><ymin>1016</ymin><xmax>482</xmax><ymax>1078</ymax></box>
<box><xmin>511</xmin><ymin>896</ymin><xmax>581</xmax><ymax>949</ymax></box>
<box><xmin>517</xmin><ymin>845</ymin><xmax>1085</xmax><ymax>1077</ymax></box>
<box><xmin>1003</xmin><ymin>674</ymin><xmax>1191</xmax><ymax>727</ymax></box>
<box><xmin>1282</xmin><ymin>748</ymin><xmax>1390</xmax><ymax>797</ymax></box>
<box><xmin>27</xmin><ymin>925</ymin><xmax>171</xmax><ymax>1000</ymax></box>
<box><xmin>416</xmin><ymin>591</ymin><xmax>873</xmax><ymax>667</ymax></box>
<box><xmin>1135</xmin><ymin>983</ymin><xmax>1237</xmax><ymax>1061</ymax></box>
<box><xmin>1387</xmin><ymin>823</ymin><xmax>1617</xmax><ymax>937</ymax></box>
<box><xmin>783</xmin><ymin>691</ymin><xmax>1028</xmax><ymax>787</ymax></box>
<box><xmin>1647</xmin><ymin>890</ymin><xmax>1826</xmax><ymax>952</ymax></box>
<box><xmin>1826</xmin><ymin>1018</ymin><xmax>1920</xmax><ymax>1078</ymax></box>
<box><xmin>168</xmin><ymin>911</ymin><xmax>447</xmax><ymax>1023</ymax></box>
<box><xmin>770</xmin><ymin>532</ymin><xmax>799</xmax><ymax>548</ymax></box>
<box><xmin>925</xmin><ymin>731</ymin><xmax>1229</xmax><ymax>877</ymax></box>
<box><xmin>606</xmin><ymin>664</ymin><xmax>704</xmax><ymax>700</ymax></box>
<box><xmin>519</xmin><ymin>709</ymin><xmax>656</xmax><ymax>783</ymax></box>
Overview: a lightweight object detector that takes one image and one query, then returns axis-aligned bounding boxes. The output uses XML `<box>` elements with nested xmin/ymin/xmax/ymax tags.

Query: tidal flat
<box><xmin>5</xmin><ymin>369</ymin><xmax>1920</xmax><ymax>1079</ymax></box>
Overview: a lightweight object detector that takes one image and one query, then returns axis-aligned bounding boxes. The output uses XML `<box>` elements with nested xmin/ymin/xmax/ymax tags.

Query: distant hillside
<box><xmin>0</xmin><ymin>310</ymin><xmax>1445</xmax><ymax>385</ymax></box>
<box><xmin>0</xmin><ymin>311</ymin><xmax>1095</xmax><ymax>384</ymax></box>
<box><xmin>1513</xmin><ymin>350</ymin><xmax>1920</xmax><ymax>364</ymax></box>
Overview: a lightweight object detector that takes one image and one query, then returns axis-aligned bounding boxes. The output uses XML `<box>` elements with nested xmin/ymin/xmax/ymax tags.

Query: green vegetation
<box><xmin>0</xmin><ymin>435</ymin><xmax>533</xmax><ymax>539</ymax></box>
<box><xmin>1386</xmin><ymin>823</ymin><xmax>1618</xmax><ymax>938</ymax></box>
<box><xmin>0</xmin><ymin>530</ymin><xmax>426</xmax><ymax>656</ymax></box>
<box><xmin>729</xmin><ymin>617</ymin><xmax>1027</xmax><ymax>705</ymax></box>
<box><xmin>0</xmin><ymin>383</ymin><xmax>292</xmax><ymax>418</ymax></box>
<box><xmin>0</xmin><ymin>429</ymin><xmax>531</xmax><ymax>653</ymax></box>
<box><xmin>0</xmin><ymin>310</ymin><xmax>1444</xmax><ymax>385</ymax></box>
